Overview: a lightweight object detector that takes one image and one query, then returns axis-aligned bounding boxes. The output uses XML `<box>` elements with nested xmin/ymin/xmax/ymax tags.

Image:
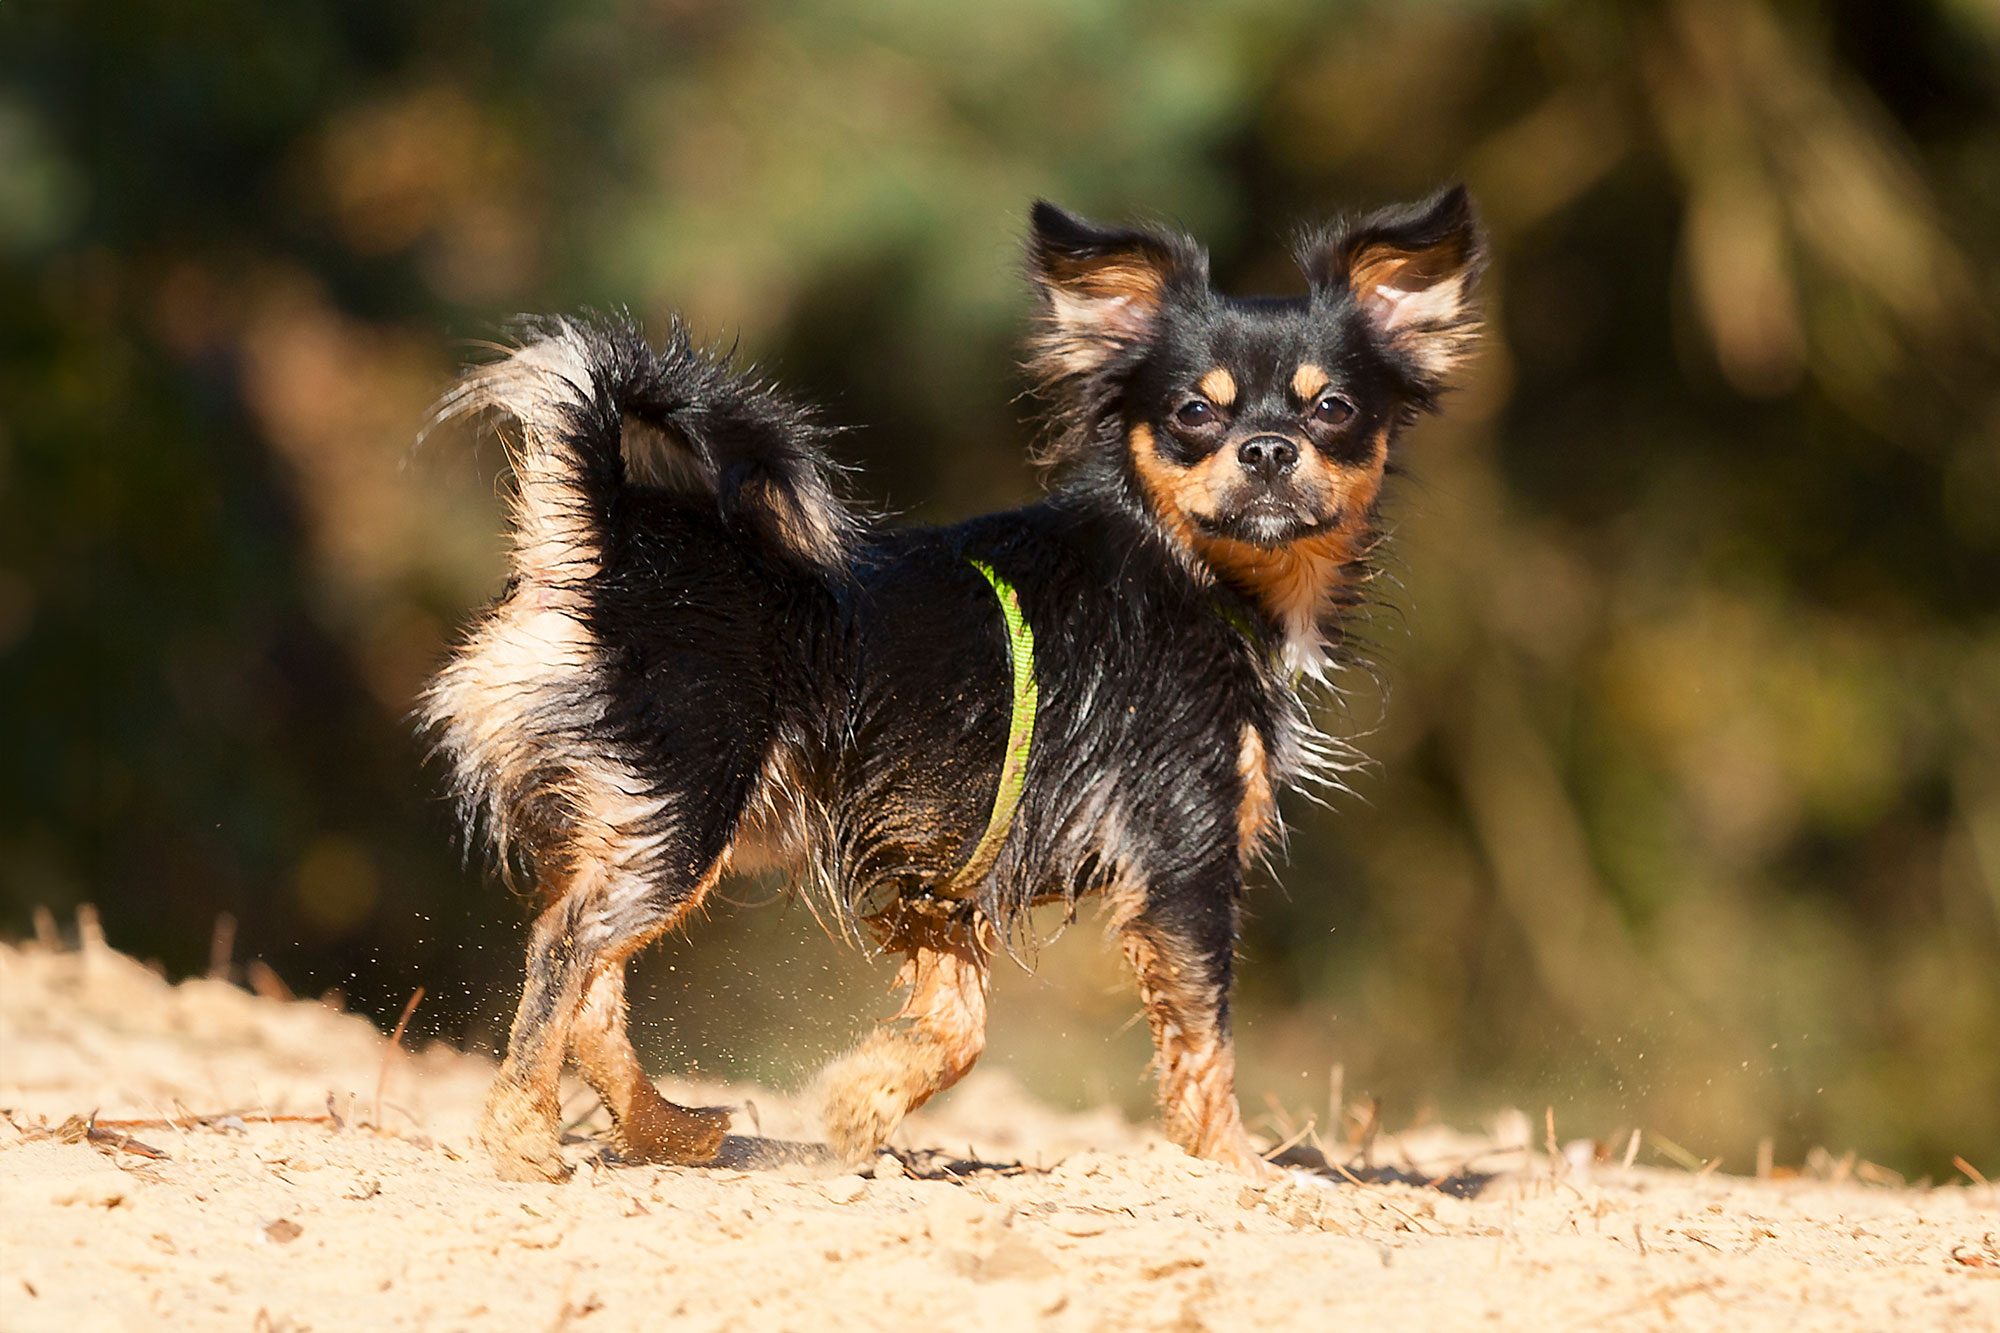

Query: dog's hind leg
<box><xmin>478</xmin><ymin>880</ymin><xmax>610</xmax><ymax>1182</ymax></box>
<box><xmin>817</xmin><ymin>912</ymin><xmax>991</xmax><ymax>1165</ymax></box>
<box><xmin>569</xmin><ymin>936</ymin><xmax>731</xmax><ymax>1165</ymax></box>
<box><xmin>480</xmin><ymin>848</ymin><xmax>726</xmax><ymax>1182</ymax></box>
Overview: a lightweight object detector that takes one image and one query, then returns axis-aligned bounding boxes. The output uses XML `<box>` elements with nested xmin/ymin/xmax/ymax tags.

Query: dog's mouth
<box><xmin>1192</xmin><ymin>497</ymin><xmax>1343</xmax><ymax>548</ymax></box>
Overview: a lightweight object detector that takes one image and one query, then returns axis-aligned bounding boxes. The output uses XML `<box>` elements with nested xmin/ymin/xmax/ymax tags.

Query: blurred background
<box><xmin>4</xmin><ymin>0</ymin><xmax>1997</xmax><ymax>1178</ymax></box>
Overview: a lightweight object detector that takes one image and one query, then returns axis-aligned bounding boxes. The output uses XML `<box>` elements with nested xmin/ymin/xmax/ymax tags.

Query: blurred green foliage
<box><xmin>3</xmin><ymin>0</ymin><xmax>1997</xmax><ymax>1176</ymax></box>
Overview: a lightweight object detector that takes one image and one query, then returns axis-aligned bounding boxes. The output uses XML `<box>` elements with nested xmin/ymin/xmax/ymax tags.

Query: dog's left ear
<box><xmin>1026</xmin><ymin>201</ymin><xmax>1207</xmax><ymax>384</ymax></box>
<box><xmin>1299</xmin><ymin>185</ymin><xmax>1485</xmax><ymax>397</ymax></box>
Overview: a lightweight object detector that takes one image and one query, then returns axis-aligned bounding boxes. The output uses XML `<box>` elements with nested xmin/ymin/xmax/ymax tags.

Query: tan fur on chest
<box><xmin>1193</xmin><ymin>527</ymin><xmax>1369</xmax><ymax>640</ymax></box>
<box><xmin>1129</xmin><ymin>422</ymin><xmax>1388</xmax><ymax>640</ymax></box>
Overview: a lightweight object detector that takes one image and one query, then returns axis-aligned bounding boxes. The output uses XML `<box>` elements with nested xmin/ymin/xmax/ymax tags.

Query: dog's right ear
<box><xmin>1026</xmin><ymin>201</ymin><xmax>1207</xmax><ymax>384</ymax></box>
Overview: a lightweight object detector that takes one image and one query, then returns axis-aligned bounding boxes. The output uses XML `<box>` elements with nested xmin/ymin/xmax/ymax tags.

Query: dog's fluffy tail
<box><xmin>419</xmin><ymin>316</ymin><xmax>855</xmax><ymax>887</ymax></box>
<box><xmin>433</xmin><ymin>314</ymin><xmax>858</xmax><ymax>580</ymax></box>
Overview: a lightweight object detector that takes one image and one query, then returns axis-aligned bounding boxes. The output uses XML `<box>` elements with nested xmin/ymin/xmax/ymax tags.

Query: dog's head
<box><xmin>1026</xmin><ymin>189</ymin><xmax>1483</xmax><ymax>651</ymax></box>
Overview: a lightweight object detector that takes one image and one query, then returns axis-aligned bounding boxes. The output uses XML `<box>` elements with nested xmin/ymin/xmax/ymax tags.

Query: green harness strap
<box><xmin>941</xmin><ymin>559</ymin><xmax>1039</xmax><ymax>898</ymax></box>
<box><xmin>1211</xmin><ymin>595</ymin><xmax>1266</xmax><ymax>654</ymax></box>
<box><xmin>930</xmin><ymin>570</ymin><xmax>1278</xmax><ymax>902</ymax></box>
<box><xmin>1211</xmin><ymin>592</ymin><xmax>1301</xmax><ymax>684</ymax></box>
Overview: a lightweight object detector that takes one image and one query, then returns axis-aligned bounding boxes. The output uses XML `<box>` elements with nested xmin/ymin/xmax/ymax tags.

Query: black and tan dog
<box><xmin>423</xmin><ymin>188</ymin><xmax>1484</xmax><ymax>1181</ymax></box>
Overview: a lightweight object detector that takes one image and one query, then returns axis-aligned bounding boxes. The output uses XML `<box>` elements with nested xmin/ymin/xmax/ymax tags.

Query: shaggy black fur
<box><xmin>425</xmin><ymin>188</ymin><xmax>1485</xmax><ymax>1173</ymax></box>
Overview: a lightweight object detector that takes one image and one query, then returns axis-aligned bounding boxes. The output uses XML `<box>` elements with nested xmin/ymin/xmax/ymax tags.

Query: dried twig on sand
<box><xmin>372</xmin><ymin>987</ymin><xmax>425</xmax><ymax>1130</ymax></box>
<box><xmin>8</xmin><ymin>1110</ymin><xmax>173</xmax><ymax>1160</ymax></box>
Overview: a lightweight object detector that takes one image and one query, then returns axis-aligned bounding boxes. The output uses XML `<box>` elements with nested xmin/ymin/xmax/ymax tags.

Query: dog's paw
<box><xmin>1234</xmin><ymin>1151</ymin><xmax>1289</xmax><ymax>1184</ymax></box>
<box><xmin>478</xmin><ymin>1081</ymin><xmax>570</xmax><ymax>1182</ymax></box>
<box><xmin>816</xmin><ymin>1041</ymin><xmax>924</xmax><ymax>1165</ymax></box>
<box><xmin>488</xmin><ymin>1140</ymin><xmax>574</xmax><ymax>1183</ymax></box>
<box><xmin>1194</xmin><ymin>1134</ymin><xmax>1286</xmax><ymax>1182</ymax></box>
<box><xmin>616</xmin><ymin>1101</ymin><xmax>732</xmax><ymax>1166</ymax></box>
<box><xmin>820</xmin><ymin>1088</ymin><xmax>902</xmax><ymax>1165</ymax></box>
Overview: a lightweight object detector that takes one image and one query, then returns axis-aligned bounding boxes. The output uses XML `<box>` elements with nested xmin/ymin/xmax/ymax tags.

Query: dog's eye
<box><xmin>1312</xmin><ymin>395</ymin><xmax>1356</xmax><ymax>427</ymax></box>
<box><xmin>1174</xmin><ymin>399</ymin><xmax>1216</xmax><ymax>428</ymax></box>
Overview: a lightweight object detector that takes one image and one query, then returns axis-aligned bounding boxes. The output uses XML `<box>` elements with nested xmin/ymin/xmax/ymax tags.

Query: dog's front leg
<box><xmin>1109</xmin><ymin>858</ymin><xmax>1278</xmax><ymax>1179</ymax></box>
<box><xmin>817</xmin><ymin>912</ymin><xmax>991</xmax><ymax>1165</ymax></box>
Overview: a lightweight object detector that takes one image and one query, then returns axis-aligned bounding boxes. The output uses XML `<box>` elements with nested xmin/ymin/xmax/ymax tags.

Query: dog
<box><xmin>421</xmin><ymin>187</ymin><xmax>1484</xmax><ymax>1181</ymax></box>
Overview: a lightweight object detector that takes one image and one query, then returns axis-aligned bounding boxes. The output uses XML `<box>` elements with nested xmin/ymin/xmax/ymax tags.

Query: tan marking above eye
<box><xmin>1291</xmin><ymin>363</ymin><xmax>1330</xmax><ymax>402</ymax></box>
<box><xmin>1195</xmin><ymin>367</ymin><xmax>1238</xmax><ymax>407</ymax></box>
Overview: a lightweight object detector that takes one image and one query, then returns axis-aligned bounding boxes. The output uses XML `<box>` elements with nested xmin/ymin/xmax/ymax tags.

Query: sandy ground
<box><xmin>1</xmin><ymin>932</ymin><xmax>1995</xmax><ymax>1332</ymax></box>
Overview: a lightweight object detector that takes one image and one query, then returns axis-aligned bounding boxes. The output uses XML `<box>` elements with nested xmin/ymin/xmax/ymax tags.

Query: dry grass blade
<box><xmin>85</xmin><ymin>1120</ymin><xmax>171</xmax><ymax>1160</ymax></box>
<box><xmin>1327</xmin><ymin>1154</ymin><xmax>1369</xmax><ymax>1189</ymax></box>
<box><xmin>1319</xmin><ymin>1153</ymin><xmax>1436</xmax><ymax>1234</ymax></box>
<box><xmin>1855</xmin><ymin>1159</ymin><xmax>1905</xmax><ymax>1188</ymax></box>
<box><xmin>246</xmin><ymin>960</ymin><xmax>295</xmax><ymax>1002</ymax></box>
<box><xmin>1259</xmin><ymin>1090</ymin><xmax>1300</xmax><ymax>1145</ymax></box>
<box><xmin>1590</xmin><ymin>1278</ymin><xmax>1723</xmax><ymax>1324</ymax></box>
<box><xmin>1327</xmin><ymin>1063</ymin><xmax>1344</xmax><ymax>1141</ymax></box>
<box><xmin>1348</xmin><ymin>1095</ymin><xmax>1382</xmax><ymax>1168</ymax></box>
<box><xmin>208</xmin><ymin>912</ymin><xmax>236</xmax><ymax>981</ymax></box>
<box><xmin>19</xmin><ymin>1112</ymin><xmax>173</xmax><ymax>1160</ymax></box>
<box><xmin>1649</xmin><ymin>1133</ymin><xmax>1706</xmax><ymax>1173</ymax></box>
<box><xmin>91</xmin><ymin>1111</ymin><xmax>336</xmax><ymax>1132</ymax></box>
<box><xmin>373</xmin><ymin>986</ymin><xmax>426</xmax><ymax>1131</ymax></box>
<box><xmin>77</xmin><ymin>904</ymin><xmax>105</xmax><ymax>951</ymax></box>
<box><xmin>1390</xmin><ymin>1133</ymin><xmax>1424</xmax><ymax>1177</ymax></box>
<box><xmin>1953</xmin><ymin>1156</ymin><xmax>1990</xmax><ymax>1188</ymax></box>
<box><xmin>1260</xmin><ymin>1114</ymin><xmax>1319</xmax><ymax>1164</ymax></box>
<box><xmin>1949</xmin><ymin>1235</ymin><xmax>1999</xmax><ymax>1270</ymax></box>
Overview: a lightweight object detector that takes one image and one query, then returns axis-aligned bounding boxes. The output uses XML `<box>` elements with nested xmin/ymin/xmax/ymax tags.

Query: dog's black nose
<box><xmin>1237</xmin><ymin>435</ymin><xmax>1299</xmax><ymax>481</ymax></box>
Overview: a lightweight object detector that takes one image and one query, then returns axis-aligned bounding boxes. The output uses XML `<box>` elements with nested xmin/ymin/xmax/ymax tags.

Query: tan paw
<box><xmin>616</xmin><ymin>1101</ymin><xmax>732</xmax><ymax>1166</ymax></box>
<box><xmin>487</xmin><ymin>1139</ymin><xmax>573</xmax><ymax>1183</ymax></box>
<box><xmin>817</xmin><ymin>1043</ymin><xmax>924</xmax><ymax>1166</ymax></box>
<box><xmin>820</xmin><ymin>1084</ymin><xmax>904</xmax><ymax>1165</ymax></box>
<box><xmin>478</xmin><ymin>1081</ymin><xmax>569</xmax><ymax>1182</ymax></box>
<box><xmin>1192</xmin><ymin>1133</ymin><xmax>1286</xmax><ymax>1182</ymax></box>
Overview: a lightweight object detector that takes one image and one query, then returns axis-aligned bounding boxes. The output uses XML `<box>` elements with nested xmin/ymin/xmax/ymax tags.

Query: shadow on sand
<box><xmin>600</xmin><ymin>1133</ymin><xmax>1495</xmax><ymax>1196</ymax></box>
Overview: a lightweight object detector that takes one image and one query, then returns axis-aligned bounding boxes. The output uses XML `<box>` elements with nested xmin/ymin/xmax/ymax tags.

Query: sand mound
<box><xmin>1</xmin><ymin>935</ymin><xmax>1993</xmax><ymax>1330</ymax></box>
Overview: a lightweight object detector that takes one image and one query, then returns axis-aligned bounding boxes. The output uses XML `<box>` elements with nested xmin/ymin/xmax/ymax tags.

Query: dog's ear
<box><xmin>1026</xmin><ymin>201</ymin><xmax>1207</xmax><ymax>383</ymax></box>
<box><xmin>1298</xmin><ymin>185</ymin><xmax>1484</xmax><ymax>396</ymax></box>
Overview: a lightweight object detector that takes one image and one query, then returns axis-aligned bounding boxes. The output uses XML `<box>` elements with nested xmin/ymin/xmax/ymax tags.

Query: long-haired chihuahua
<box><xmin>423</xmin><ymin>188</ymin><xmax>1484</xmax><ymax>1180</ymax></box>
